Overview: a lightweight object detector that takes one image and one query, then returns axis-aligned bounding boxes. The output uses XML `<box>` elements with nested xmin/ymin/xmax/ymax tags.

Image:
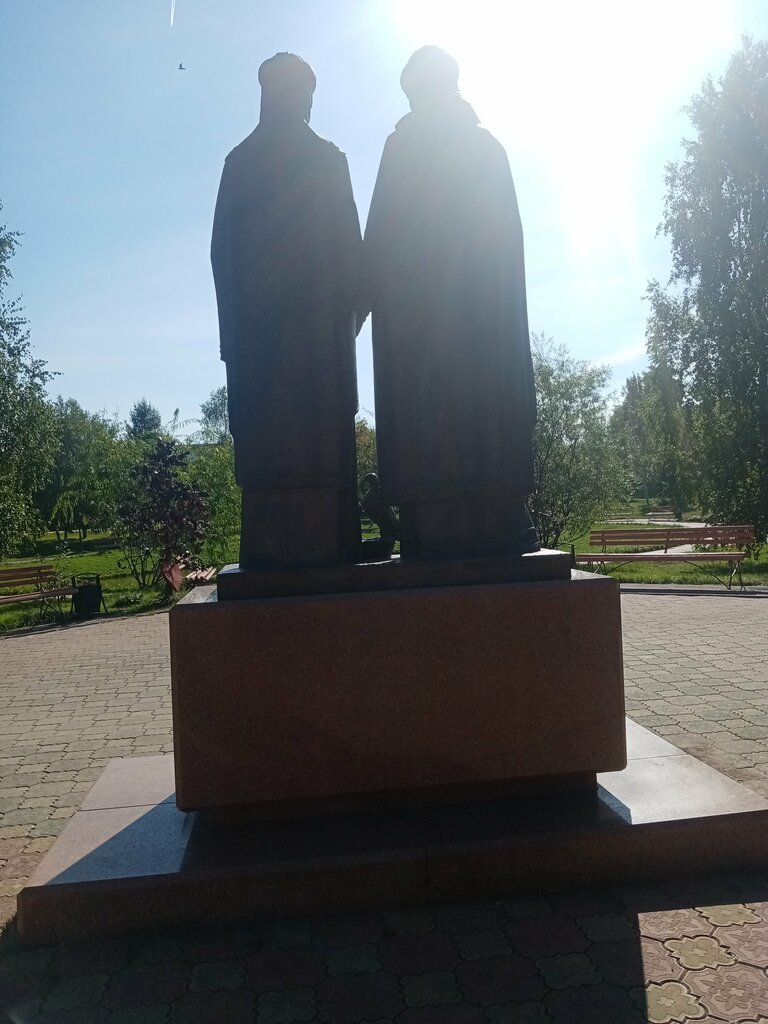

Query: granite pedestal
<box><xmin>18</xmin><ymin>721</ymin><xmax>768</xmax><ymax>942</ymax></box>
<box><xmin>170</xmin><ymin>555</ymin><xmax>626</xmax><ymax>815</ymax></box>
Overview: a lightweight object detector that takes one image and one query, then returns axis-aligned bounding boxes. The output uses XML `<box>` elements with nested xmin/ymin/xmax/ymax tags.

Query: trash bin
<box><xmin>72</xmin><ymin>573</ymin><xmax>103</xmax><ymax>619</ymax></box>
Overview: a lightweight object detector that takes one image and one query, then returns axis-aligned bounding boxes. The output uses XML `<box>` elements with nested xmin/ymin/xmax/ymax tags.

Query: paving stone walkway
<box><xmin>1</xmin><ymin>586</ymin><xmax>768</xmax><ymax>1022</ymax></box>
<box><xmin>621</xmin><ymin>585</ymin><xmax>768</xmax><ymax>799</ymax></box>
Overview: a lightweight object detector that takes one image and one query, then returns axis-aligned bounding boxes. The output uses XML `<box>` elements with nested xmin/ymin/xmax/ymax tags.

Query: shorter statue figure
<box><xmin>211</xmin><ymin>53</ymin><xmax>362</xmax><ymax>569</ymax></box>
<box><xmin>362</xmin><ymin>47</ymin><xmax>539</xmax><ymax>560</ymax></box>
<box><xmin>360</xmin><ymin>472</ymin><xmax>399</xmax><ymax>560</ymax></box>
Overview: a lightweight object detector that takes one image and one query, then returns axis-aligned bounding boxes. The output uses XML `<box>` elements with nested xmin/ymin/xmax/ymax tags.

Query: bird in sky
<box><xmin>178</xmin><ymin>63</ymin><xmax>186</xmax><ymax>70</ymax></box>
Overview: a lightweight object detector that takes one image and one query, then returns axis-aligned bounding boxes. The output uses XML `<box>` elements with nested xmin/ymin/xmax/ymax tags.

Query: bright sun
<box><xmin>386</xmin><ymin>1</ymin><xmax>738</xmax><ymax>286</ymax></box>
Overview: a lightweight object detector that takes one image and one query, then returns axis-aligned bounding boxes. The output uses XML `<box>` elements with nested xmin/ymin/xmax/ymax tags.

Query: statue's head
<box><xmin>400</xmin><ymin>46</ymin><xmax>460</xmax><ymax>111</ymax></box>
<box><xmin>258</xmin><ymin>52</ymin><xmax>316</xmax><ymax>124</ymax></box>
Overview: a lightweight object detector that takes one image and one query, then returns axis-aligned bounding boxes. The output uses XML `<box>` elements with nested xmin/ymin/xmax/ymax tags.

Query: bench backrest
<box><xmin>589</xmin><ymin>526</ymin><xmax>755</xmax><ymax>550</ymax></box>
<box><xmin>0</xmin><ymin>565</ymin><xmax>58</xmax><ymax>591</ymax></box>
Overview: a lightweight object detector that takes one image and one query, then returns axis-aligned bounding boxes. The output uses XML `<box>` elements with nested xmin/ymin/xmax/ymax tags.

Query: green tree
<box><xmin>198</xmin><ymin>385</ymin><xmax>229</xmax><ymax>443</ymax></box>
<box><xmin>126</xmin><ymin>398</ymin><xmax>162</xmax><ymax>440</ymax></box>
<box><xmin>114</xmin><ymin>438</ymin><xmax>209</xmax><ymax>588</ymax></box>
<box><xmin>610</xmin><ymin>360</ymin><xmax>693</xmax><ymax>509</ymax></box>
<box><xmin>355</xmin><ymin>415</ymin><xmax>377</xmax><ymax>483</ymax></box>
<box><xmin>38</xmin><ymin>398</ymin><xmax>121</xmax><ymax>541</ymax></box>
<box><xmin>187</xmin><ymin>440</ymin><xmax>240</xmax><ymax>564</ymax></box>
<box><xmin>649</xmin><ymin>36</ymin><xmax>768</xmax><ymax>535</ymax></box>
<box><xmin>184</xmin><ymin>387</ymin><xmax>239</xmax><ymax>563</ymax></box>
<box><xmin>530</xmin><ymin>334</ymin><xmax>629</xmax><ymax>549</ymax></box>
<box><xmin>0</xmin><ymin>206</ymin><xmax>57</xmax><ymax>557</ymax></box>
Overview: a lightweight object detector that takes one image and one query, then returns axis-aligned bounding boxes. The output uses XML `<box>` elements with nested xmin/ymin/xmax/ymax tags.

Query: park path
<box><xmin>2</xmin><ymin>588</ymin><xmax>768</xmax><ymax>1022</ymax></box>
<box><xmin>621</xmin><ymin>585</ymin><xmax>768</xmax><ymax>798</ymax></box>
<box><xmin>0</xmin><ymin>613</ymin><xmax>172</xmax><ymax>926</ymax></box>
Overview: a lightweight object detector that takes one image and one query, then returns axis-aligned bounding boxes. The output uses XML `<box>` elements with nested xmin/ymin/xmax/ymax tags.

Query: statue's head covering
<box><xmin>400</xmin><ymin>46</ymin><xmax>460</xmax><ymax>108</ymax></box>
<box><xmin>258</xmin><ymin>52</ymin><xmax>316</xmax><ymax>123</ymax></box>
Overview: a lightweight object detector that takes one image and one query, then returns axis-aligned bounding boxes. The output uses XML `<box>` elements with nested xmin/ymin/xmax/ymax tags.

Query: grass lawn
<box><xmin>2</xmin><ymin>516</ymin><xmax>764</xmax><ymax>632</ymax></box>
<box><xmin>0</xmin><ymin>534</ymin><xmax>170</xmax><ymax>632</ymax></box>
<box><xmin>565</xmin><ymin>521</ymin><xmax>768</xmax><ymax>586</ymax></box>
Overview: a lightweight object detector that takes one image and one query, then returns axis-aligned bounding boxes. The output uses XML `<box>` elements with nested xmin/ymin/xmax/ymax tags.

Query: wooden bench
<box><xmin>185</xmin><ymin>566</ymin><xmax>217</xmax><ymax>586</ymax></box>
<box><xmin>160</xmin><ymin>561</ymin><xmax>218</xmax><ymax>592</ymax></box>
<box><xmin>575</xmin><ymin>525</ymin><xmax>756</xmax><ymax>590</ymax></box>
<box><xmin>0</xmin><ymin>565</ymin><xmax>77</xmax><ymax>618</ymax></box>
<box><xmin>646</xmin><ymin>506</ymin><xmax>676</xmax><ymax>521</ymax></box>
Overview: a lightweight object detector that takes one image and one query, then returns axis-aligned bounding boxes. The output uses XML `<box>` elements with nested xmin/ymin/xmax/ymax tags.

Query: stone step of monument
<box><xmin>17</xmin><ymin>721</ymin><xmax>768</xmax><ymax>943</ymax></box>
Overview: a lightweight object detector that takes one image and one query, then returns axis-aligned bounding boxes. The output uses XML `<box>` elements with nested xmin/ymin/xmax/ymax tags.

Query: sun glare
<box><xmin>387</xmin><ymin>1</ymin><xmax>738</xmax><ymax>284</ymax></box>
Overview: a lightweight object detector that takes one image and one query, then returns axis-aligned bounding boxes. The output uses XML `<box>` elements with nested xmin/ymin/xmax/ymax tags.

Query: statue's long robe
<box><xmin>363</xmin><ymin>98</ymin><xmax>536</xmax><ymax>503</ymax></box>
<box><xmin>211</xmin><ymin>122</ymin><xmax>361</xmax><ymax>491</ymax></box>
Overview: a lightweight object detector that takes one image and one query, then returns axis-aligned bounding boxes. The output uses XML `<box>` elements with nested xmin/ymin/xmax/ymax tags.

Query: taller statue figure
<box><xmin>211</xmin><ymin>53</ymin><xmax>361</xmax><ymax>569</ymax></box>
<box><xmin>362</xmin><ymin>47</ymin><xmax>539</xmax><ymax>560</ymax></box>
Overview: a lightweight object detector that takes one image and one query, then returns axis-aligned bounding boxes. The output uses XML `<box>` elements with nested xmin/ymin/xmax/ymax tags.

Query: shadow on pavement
<box><xmin>3</xmin><ymin>870</ymin><xmax>768</xmax><ymax>1023</ymax></box>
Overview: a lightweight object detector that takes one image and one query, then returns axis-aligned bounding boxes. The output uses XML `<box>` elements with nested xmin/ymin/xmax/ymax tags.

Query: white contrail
<box><xmin>170</xmin><ymin>0</ymin><xmax>176</xmax><ymax>27</ymax></box>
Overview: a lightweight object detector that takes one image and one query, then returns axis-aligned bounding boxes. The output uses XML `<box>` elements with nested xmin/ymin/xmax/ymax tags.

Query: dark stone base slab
<box><xmin>18</xmin><ymin>722</ymin><xmax>768</xmax><ymax>943</ymax></box>
<box><xmin>216</xmin><ymin>548</ymin><xmax>570</xmax><ymax>601</ymax></box>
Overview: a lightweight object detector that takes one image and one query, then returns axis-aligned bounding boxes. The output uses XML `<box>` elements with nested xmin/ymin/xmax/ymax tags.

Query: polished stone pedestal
<box><xmin>17</xmin><ymin>722</ymin><xmax>768</xmax><ymax>943</ymax></box>
<box><xmin>170</xmin><ymin>567</ymin><xmax>625</xmax><ymax>815</ymax></box>
<box><xmin>216</xmin><ymin>547</ymin><xmax>571</xmax><ymax>600</ymax></box>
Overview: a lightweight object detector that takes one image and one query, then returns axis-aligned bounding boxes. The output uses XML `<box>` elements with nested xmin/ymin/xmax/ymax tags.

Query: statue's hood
<box><xmin>395</xmin><ymin>94</ymin><xmax>480</xmax><ymax>132</ymax></box>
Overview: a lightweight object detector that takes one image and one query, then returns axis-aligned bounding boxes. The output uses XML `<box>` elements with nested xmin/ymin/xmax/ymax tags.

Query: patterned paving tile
<box><xmin>397</xmin><ymin>1005</ymin><xmax>486</xmax><ymax>1024</ymax></box>
<box><xmin>315</xmin><ymin>972</ymin><xmax>403</xmax><ymax>1022</ymax></box>
<box><xmin>454</xmin><ymin>928</ymin><xmax>513</xmax><ymax>960</ymax></box>
<box><xmin>639</xmin><ymin>937</ymin><xmax>686</xmax><ymax>984</ymax></box>
<box><xmin>378</xmin><ymin>929</ymin><xmax>459</xmax><ymax>975</ymax></box>
<box><xmin>2</xmin><ymin>593</ymin><xmax>768</xmax><ymax>1022</ymax></box>
<box><xmin>505</xmin><ymin>915</ymin><xmax>590</xmax><ymax>958</ymax></box>
<box><xmin>578</xmin><ymin>911</ymin><xmax>639</xmax><ymax>942</ymax></box>
<box><xmin>586</xmin><ymin>936</ymin><xmax>648</xmax><ymax>989</ymax></box>
<box><xmin>664</xmin><ymin>935</ymin><xmax>736</xmax><ymax>971</ymax></box>
<box><xmin>247</xmin><ymin>947</ymin><xmax>326</xmax><ymax>992</ymax></box>
<box><xmin>639</xmin><ymin>908</ymin><xmax>714</xmax><ymax>941</ymax></box>
<box><xmin>485</xmin><ymin>1001</ymin><xmax>552</xmax><ymax>1023</ymax></box>
<box><xmin>715</xmin><ymin>921</ymin><xmax>768</xmax><ymax>967</ymax></box>
<box><xmin>545</xmin><ymin>982</ymin><xmax>648</xmax><ymax>1023</ymax></box>
<box><xmin>256</xmin><ymin>987</ymin><xmax>316</xmax><ymax>1024</ymax></box>
<box><xmin>455</xmin><ymin>953</ymin><xmax>547</xmax><ymax>1005</ymax></box>
<box><xmin>325</xmin><ymin>943</ymin><xmax>381</xmax><ymax>976</ymax></box>
<box><xmin>685</xmin><ymin>963</ymin><xmax>768</xmax><ymax>1019</ymax></box>
<box><xmin>698</xmin><ymin>904</ymin><xmax>761</xmax><ymax>927</ymax></box>
<box><xmin>401</xmin><ymin>970</ymin><xmax>462</xmax><ymax>1007</ymax></box>
<box><xmin>535</xmin><ymin>952</ymin><xmax>601</xmax><ymax>989</ymax></box>
<box><xmin>645</xmin><ymin>979</ymin><xmax>708</xmax><ymax>1023</ymax></box>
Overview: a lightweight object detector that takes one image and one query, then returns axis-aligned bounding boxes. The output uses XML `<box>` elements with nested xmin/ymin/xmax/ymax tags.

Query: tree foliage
<box><xmin>187</xmin><ymin>439</ymin><xmax>240</xmax><ymax>563</ymax></box>
<box><xmin>37</xmin><ymin>398</ymin><xmax>121</xmax><ymax>540</ymax></box>
<box><xmin>610</xmin><ymin>360</ymin><xmax>693</xmax><ymax>509</ymax></box>
<box><xmin>0</xmin><ymin>205</ymin><xmax>57</xmax><ymax>557</ymax></box>
<box><xmin>114</xmin><ymin>439</ymin><xmax>209</xmax><ymax>588</ymax></box>
<box><xmin>530</xmin><ymin>334</ymin><xmax>629</xmax><ymax>549</ymax></box>
<box><xmin>355</xmin><ymin>415</ymin><xmax>377</xmax><ymax>484</ymax></box>
<box><xmin>649</xmin><ymin>37</ymin><xmax>768</xmax><ymax>535</ymax></box>
<box><xmin>198</xmin><ymin>385</ymin><xmax>229</xmax><ymax>444</ymax></box>
<box><xmin>184</xmin><ymin>387</ymin><xmax>239</xmax><ymax>563</ymax></box>
<box><xmin>126</xmin><ymin>397</ymin><xmax>162</xmax><ymax>440</ymax></box>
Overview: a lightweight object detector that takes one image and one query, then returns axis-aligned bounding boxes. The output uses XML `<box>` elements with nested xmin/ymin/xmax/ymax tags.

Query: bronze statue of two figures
<box><xmin>211</xmin><ymin>48</ymin><xmax>539</xmax><ymax>569</ymax></box>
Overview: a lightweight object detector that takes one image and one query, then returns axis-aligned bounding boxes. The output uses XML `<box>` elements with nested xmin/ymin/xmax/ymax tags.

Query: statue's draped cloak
<box><xmin>363</xmin><ymin>98</ymin><xmax>536</xmax><ymax>503</ymax></box>
<box><xmin>211</xmin><ymin>123</ymin><xmax>361</xmax><ymax>491</ymax></box>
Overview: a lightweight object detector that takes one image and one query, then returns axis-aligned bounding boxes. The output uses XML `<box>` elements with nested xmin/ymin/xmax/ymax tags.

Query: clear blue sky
<box><xmin>2</xmin><ymin>1</ymin><xmax>767</xmax><ymax>429</ymax></box>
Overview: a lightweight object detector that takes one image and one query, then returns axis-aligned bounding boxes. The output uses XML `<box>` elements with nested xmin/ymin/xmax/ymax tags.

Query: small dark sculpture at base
<box><xmin>359</xmin><ymin>472</ymin><xmax>398</xmax><ymax>560</ymax></box>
